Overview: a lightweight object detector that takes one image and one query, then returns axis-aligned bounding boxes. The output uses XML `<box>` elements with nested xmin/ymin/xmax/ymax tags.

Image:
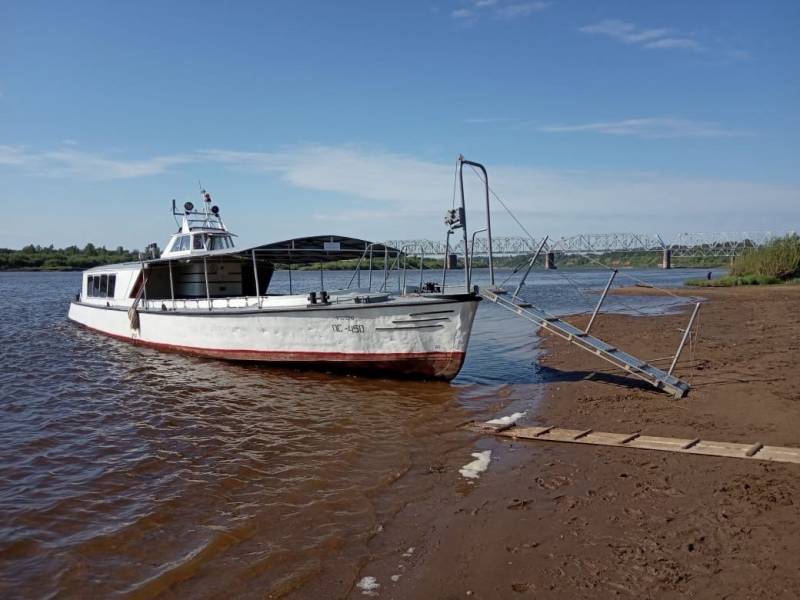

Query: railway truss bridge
<box><xmin>387</xmin><ymin>231</ymin><xmax>793</xmax><ymax>269</ymax></box>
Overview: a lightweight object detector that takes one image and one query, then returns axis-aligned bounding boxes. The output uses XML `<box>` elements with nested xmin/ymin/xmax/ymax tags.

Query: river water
<box><xmin>0</xmin><ymin>267</ymin><xmax>720</xmax><ymax>598</ymax></box>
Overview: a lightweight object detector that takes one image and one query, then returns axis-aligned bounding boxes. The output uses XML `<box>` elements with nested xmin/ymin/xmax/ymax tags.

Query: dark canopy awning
<box><xmin>244</xmin><ymin>235</ymin><xmax>401</xmax><ymax>264</ymax></box>
<box><xmin>145</xmin><ymin>235</ymin><xmax>402</xmax><ymax>266</ymax></box>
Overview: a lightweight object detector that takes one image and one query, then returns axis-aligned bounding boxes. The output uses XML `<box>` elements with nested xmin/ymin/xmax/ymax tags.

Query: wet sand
<box><xmin>353</xmin><ymin>286</ymin><xmax>800</xmax><ymax>599</ymax></box>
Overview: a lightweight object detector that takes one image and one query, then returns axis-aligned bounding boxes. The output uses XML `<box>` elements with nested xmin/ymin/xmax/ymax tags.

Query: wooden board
<box><xmin>472</xmin><ymin>423</ymin><xmax>800</xmax><ymax>465</ymax></box>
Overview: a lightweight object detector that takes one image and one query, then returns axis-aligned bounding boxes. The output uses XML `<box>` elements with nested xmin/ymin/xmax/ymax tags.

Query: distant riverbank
<box><xmin>1</xmin><ymin>244</ymin><xmax>728</xmax><ymax>272</ymax></box>
<box><xmin>0</xmin><ymin>244</ymin><xmax>144</xmax><ymax>271</ymax></box>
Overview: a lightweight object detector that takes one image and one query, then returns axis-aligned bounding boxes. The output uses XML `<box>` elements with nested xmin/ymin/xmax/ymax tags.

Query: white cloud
<box><xmin>579</xmin><ymin>19</ymin><xmax>701</xmax><ymax>51</ymax></box>
<box><xmin>494</xmin><ymin>2</ymin><xmax>549</xmax><ymax>18</ymax></box>
<box><xmin>0</xmin><ymin>144</ymin><xmax>194</xmax><ymax>179</ymax></box>
<box><xmin>451</xmin><ymin>8</ymin><xmax>473</xmax><ymax>19</ymax></box>
<box><xmin>643</xmin><ymin>37</ymin><xmax>700</xmax><ymax>50</ymax></box>
<box><xmin>451</xmin><ymin>0</ymin><xmax>548</xmax><ymax>22</ymax></box>
<box><xmin>540</xmin><ymin>117</ymin><xmax>751</xmax><ymax>139</ymax></box>
<box><xmin>463</xmin><ymin>117</ymin><xmax>522</xmax><ymax>124</ymax></box>
<box><xmin>200</xmin><ymin>145</ymin><xmax>797</xmax><ymax>238</ymax></box>
<box><xmin>1</xmin><ymin>143</ymin><xmax>796</xmax><ymax>238</ymax></box>
<box><xmin>728</xmin><ymin>49</ymin><xmax>752</xmax><ymax>60</ymax></box>
<box><xmin>0</xmin><ymin>145</ymin><xmax>31</xmax><ymax>166</ymax></box>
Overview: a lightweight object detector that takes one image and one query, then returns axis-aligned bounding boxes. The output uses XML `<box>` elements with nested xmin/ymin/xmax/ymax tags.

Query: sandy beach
<box><xmin>349</xmin><ymin>286</ymin><xmax>800</xmax><ymax>599</ymax></box>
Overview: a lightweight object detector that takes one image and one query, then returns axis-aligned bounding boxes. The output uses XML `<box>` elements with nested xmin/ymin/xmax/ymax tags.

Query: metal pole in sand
<box><xmin>585</xmin><ymin>269</ymin><xmax>618</xmax><ymax>334</ymax></box>
<box><xmin>669</xmin><ymin>302</ymin><xmax>702</xmax><ymax>375</ymax></box>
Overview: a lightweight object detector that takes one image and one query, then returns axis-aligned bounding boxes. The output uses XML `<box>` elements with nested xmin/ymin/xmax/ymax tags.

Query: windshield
<box><xmin>209</xmin><ymin>235</ymin><xmax>232</xmax><ymax>250</ymax></box>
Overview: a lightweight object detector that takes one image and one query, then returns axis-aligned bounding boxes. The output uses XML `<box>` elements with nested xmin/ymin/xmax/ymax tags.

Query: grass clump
<box><xmin>730</xmin><ymin>234</ymin><xmax>800</xmax><ymax>280</ymax></box>
<box><xmin>686</xmin><ymin>274</ymin><xmax>782</xmax><ymax>287</ymax></box>
<box><xmin>687</xmin><ymin>235</ymin><xmax>800</xmax><ymax>287</ymax></box>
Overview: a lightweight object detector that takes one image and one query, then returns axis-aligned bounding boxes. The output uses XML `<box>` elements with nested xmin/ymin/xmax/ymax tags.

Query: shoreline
<box><xmin>348</xmin><ymin>285</ymin><xmax>800</xmax><ymax>599</ymax></box>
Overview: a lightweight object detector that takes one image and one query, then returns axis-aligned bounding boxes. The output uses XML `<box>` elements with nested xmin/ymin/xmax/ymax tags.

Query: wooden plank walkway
<box><xmin>472</xmin><ymin>422</ymin><xmax>800</xmax><ymax>465</ymax></box>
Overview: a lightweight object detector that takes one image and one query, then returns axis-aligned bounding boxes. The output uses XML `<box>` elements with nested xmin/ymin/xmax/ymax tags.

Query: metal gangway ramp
<box><xmin>480</xmin><ymin>288</ymin><xmax>691</xmax><ymax>399</ymax></box>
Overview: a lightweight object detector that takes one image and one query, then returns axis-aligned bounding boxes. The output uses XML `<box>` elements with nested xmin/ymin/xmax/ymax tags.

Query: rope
<box><xmin>498</xmin><ymin>252</ymin><xmax>538</xmax><ymax>288</ymax></box>
<box><xmin>466</xmin><ymin>161</ymin><xmax>687</xmax><ymax>300</ymax></box>
<box><xmin>467</xmin><ymin>164</ymin><xmax>535</xmax><ymax>249</ymax></box>
<box><xmin>572</xmin><ymin>253</ymin><xmax>687</xmax><ymax>300</ymax></box>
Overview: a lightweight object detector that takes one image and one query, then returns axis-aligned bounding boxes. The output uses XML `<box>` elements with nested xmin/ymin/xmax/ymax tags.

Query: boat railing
<box><xmin>140</xmin><ymin>240</ymin><xmax>466</xmax><ymax>314</ymax></box>
<box><xmin>137</xmin><ymin>291</ymin><xmax>396</xmax><ymax>312</ymax></box>
<box><xmin>343</xmin><ymin>241</ymin><xmax>447</xmax><ymax>295</ymax></box>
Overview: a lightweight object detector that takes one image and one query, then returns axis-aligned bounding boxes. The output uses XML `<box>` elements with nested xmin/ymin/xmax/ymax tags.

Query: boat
<box><xmin>67</xmin><ymin>187</ymin><xmax>483</xmax><ymax>379</ymax></box>
<box><xmin>67</xmin><ymin>156</ymin><xmax>695</xmax><ymax>396</ymax></box>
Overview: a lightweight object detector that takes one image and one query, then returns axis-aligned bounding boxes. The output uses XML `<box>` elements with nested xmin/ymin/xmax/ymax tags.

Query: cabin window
<box><xmin>209</xmin><ymin>235</ymin><xmax>231</xmax><ymax>250</ymax></box>
<box><xmin>174</xmin><ymin>235</ymin><xmax>190</xmax><ymax>251</ymax></box>
<box><xmin>193</xmin><ymin>234</ymin><xmax>206</xmax><ymax>250</ymax></box>
<box><xmin>107</xmin><ymin>275</ymin><xmax>116</xmax><ymax>298</ymax></box>
<box><xmin>87</xmin><ymin>276</ymin><xmax>94</xmax><ymax>297</ymax></box>
<box><xmin>92</xmin><ymin>275</ymin><xmax>102</xmax><ymax>297</ymax></box>
<box><xmin>100</xmin><ymin>274</ymin><xmax>108</xmax><ymax>297</ymax></box>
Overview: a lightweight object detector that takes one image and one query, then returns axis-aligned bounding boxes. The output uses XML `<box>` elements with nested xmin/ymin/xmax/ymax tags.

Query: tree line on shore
<box><xmin>0</xmin><ymin>244</ymin><xmax>146</xmax><ymax>270</ymax></box>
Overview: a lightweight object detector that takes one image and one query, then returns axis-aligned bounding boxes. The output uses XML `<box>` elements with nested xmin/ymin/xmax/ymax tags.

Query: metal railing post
<box><xmin>397</xmin><ymin>252</ymin><xmax>402</xmax><ymax>294</ymax></box>
<box><xmin>441</xmin><ymin>231</ymin><xmax>451</xmax><ymax>292</ymax></box>
<box><xmin>401</xmin><ymin>249</ymin><xmax>407</xmax><ymax>293</ymax></box>
<box><xmin>382</xmin><ymin>246</ymin><xmax>388</xmax><ymax>291</ymax></box>
<box><xmin>585</xmin><ymin>269</ymin><xmax>617</xmax><ymax>334</ymax></box>
<box><xmin>288</xmin><ymin>256</ymin><xmax>293</xmax><ymax>295</ymax></box>
<box><xmin>419</xmin><ymin>249</ymin><xmax>425</xmax><ymax>290</ymax></box>
<box><xmin>668</xmin><ymin>302</ymin><xmax>701</xmax><ymax>375</ymax></box>
<box><xmin>368</xmin><ymin>245</ymin><xmax>373</xmax><ymax>291</ymax></box>
<box><xmin>203</xmin><ymin>256</ymin><xmax>211</xmax><ymax>311</ymax></box>
<box><xmin>347</xmin><ymin>245</ymin><xmax>369</xmax><ymax>289</ymax></box>
<box><xmin>168</xmin><ymin>260</ymin><xmax>175</xmax><ymax>305</ymax></box>
<box><xmin>252</xmin><ymin>249</ymin><xmax>261</xmax><ymax>308</ymax></box>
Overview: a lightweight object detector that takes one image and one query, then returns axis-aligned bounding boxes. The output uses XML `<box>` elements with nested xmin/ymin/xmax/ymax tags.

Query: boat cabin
<box><xmin>77</xmin><ymin>191</ymin><xmax>404</xmax><ymax>311</ymax></box>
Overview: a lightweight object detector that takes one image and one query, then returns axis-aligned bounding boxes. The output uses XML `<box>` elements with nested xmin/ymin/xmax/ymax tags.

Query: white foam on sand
<box><xmin>357</xmin><ymin>576</ymin><xmax>380</xmax><ymax>595</ymax></box>
<box><xmin>486</xmin><ymin>411</ymin><xmax>526</xmax><ymax>426</ymax></box>
<box><xmin>459</xmin><ymin>450</ymin><xmax>492</xmax><ymax>479</ymax></box>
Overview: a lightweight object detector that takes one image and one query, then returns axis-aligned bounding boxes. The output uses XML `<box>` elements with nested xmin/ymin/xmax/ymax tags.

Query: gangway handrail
<box><xmin>480</xmin><ymin>287</ymin><xmax>691</xmax><ymax>398</ymax></box>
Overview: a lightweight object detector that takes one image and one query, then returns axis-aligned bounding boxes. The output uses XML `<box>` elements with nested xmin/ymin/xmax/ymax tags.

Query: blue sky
<box><xmin>1</xmin><ymin>0</ymin><xmax>798</xmax><ymax>249</ymax></box>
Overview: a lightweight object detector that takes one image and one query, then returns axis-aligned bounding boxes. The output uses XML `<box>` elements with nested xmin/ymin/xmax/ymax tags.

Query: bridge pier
<box><xmin>545</xmin><ymin>251</ymin><xmax>557</xmax><ymax>270</ymax></box>
<box><xmin>447</xmin><ymin>253</ymin><xmax>458</xmax><ymax>269</ymax></box>
<box><xmin>662</xmin><ymin>248</ymin><xmax>672</xmax><ymax>269</ymax></box>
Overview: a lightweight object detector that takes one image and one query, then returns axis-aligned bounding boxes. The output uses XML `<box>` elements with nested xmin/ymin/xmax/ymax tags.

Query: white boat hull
<box><xmin>68</xmin><ymin>296</ymin><xmax>480</xmax><ymax>379</ymax></box>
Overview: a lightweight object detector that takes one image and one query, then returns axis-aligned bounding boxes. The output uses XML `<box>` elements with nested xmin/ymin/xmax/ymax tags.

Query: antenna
<box><xmin>171</xmin><ymin>199</ymin><xmax>181</xmax><ymax>228</ymax></box>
